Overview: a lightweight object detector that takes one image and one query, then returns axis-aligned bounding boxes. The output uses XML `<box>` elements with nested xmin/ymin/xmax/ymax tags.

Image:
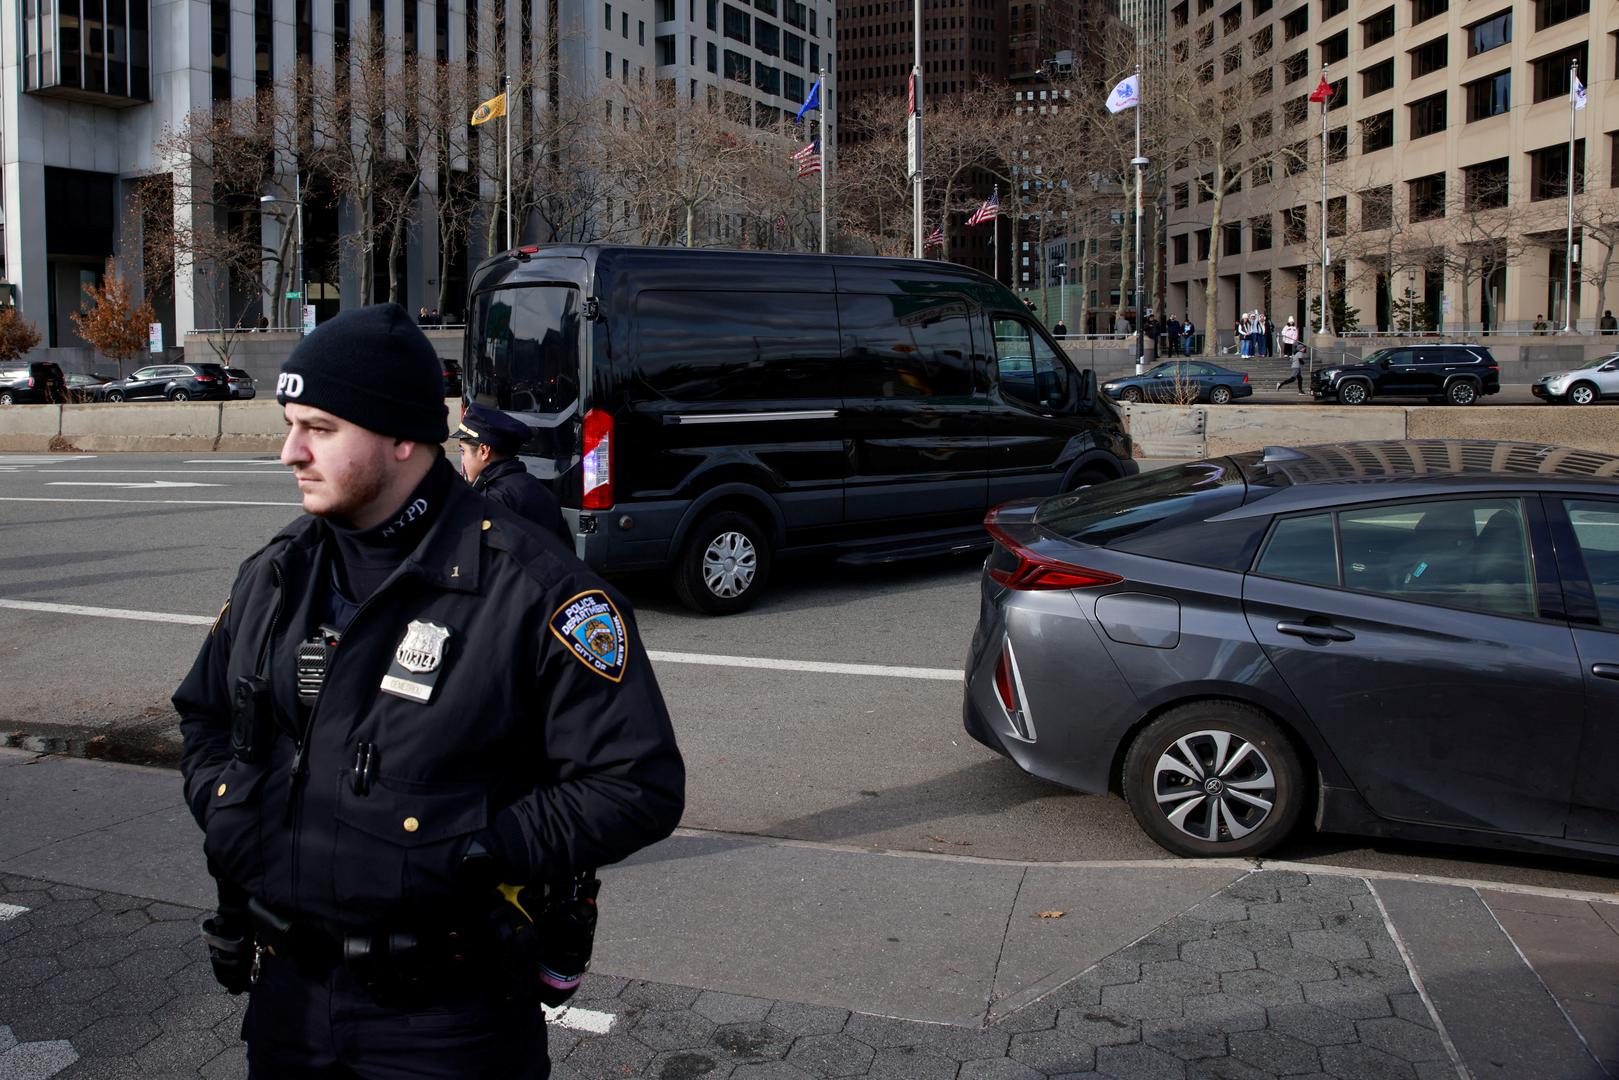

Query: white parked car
<box><xmin>1532</xmin><ymin>353</ymin><xmax>1619</xmax><ymax>405</ymax></box>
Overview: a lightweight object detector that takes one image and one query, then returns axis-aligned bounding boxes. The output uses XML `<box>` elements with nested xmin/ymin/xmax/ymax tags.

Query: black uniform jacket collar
<box><xmin>270</xmin><ymin>457</ymin><xmax>485</xmax><ymax>597</ymax></box>
<box><xmin>471</xmin><ymin>455</ymin><xmax>526</xmax><ymax>493</ymax></box>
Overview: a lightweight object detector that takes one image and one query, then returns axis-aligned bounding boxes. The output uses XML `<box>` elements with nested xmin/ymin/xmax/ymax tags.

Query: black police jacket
<box><xmin>174</xmin><ymin>469</ymin><xmax>684</xmax><ymax>930</ymax></box>
<box><xmin>473</xmin><ymin>456</ymin><xmax>570</xmax><ymax>548</ymax></box>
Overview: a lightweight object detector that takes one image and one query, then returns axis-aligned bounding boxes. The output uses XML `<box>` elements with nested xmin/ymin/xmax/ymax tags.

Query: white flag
<box><xmin>1572</xmin><ymin>72</ymin><xmax>1587</xmax><ymax>111</ymax></box>
<box><xmin>1106</xmin><ymin>75</ymin><xmax>1140</xmax><ymax>114</ymax></box>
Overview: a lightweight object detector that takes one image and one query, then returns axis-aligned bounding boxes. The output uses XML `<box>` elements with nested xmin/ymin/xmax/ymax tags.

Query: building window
<box><xmin>1467</xmin><ymin>10</ymin><xmax>1510</xmax><ymax>56</ymax></box>
<box><xmin>1328</xmin><ymin>126</ymin><xmax>1348</xmax><ymax>162</ymax></box>
<box><xmin>605</xmin><ymin>49</ymin><xmax>613</xmax><ymax>76</ymax></box>
<box><xmin>1361</xmin><ymin>185</ymin><xmax>1393</xmax><ymax>229</ymax></box>
<box><xmin>1321</xmin><ymin>0</ymin><xmax>1347</xmax><ymax>18</ymax></box>
<box><xmin>1283</xmin><ymin>205</ymin><xmax>1308</xmax><ymax>244</ymax></box>
<box><xmin>1283</xmin><ymin>51</ymin><xmax>1308</xmax><ymax>83</ymax></box>
<box><xmin>1196</xmin><ymin>229</ymin><xmax>1210</xmax><ymax>260</ymax></box>
<box><xmin>1613</xmin><ymin>133</ymin><xmax>1619</xmax><ymax>189</ymax></box>
<box><xmin>755</xmin><ymin>0</ymin><xmax>776</xmax><ymax>14</ymax></box>
<box><xmin>1283</xmin><ymin>7</ymin><xmax>1308</xmax><ymax>38</ymax></box>
<box><xmin>1253</xmin><ymin>158</ymin><xmax>1274</xmax><ymax>185</ymax></box>
<box><xmin>1362</xmin><ymin>6</ymin><xmax>1394</xmax><ymax>46</ymax></box>
<box><xmin>1174</xmin><ymin>183</ymin><xmax>1190</xmax><ymax>209</ymax></box>
<box><xmin>1327</xmin><ymin>196</ymin><xmax>1347</xmax><ymax>237</ymax></box>
<box><xmin>1198</xmin><ymin>173</ymin><xmax>1214</xmax><ymax>201</ymax></box>
<box><xmin>1197</xmin><ymin>24</ymin><xmax>1214</xmax><ymax>49</ymax></box>
<box><xmin>1409</xmin><ymin>172</ymin><xmax>1445</xmax><ymax>221</ymax></box>
<box><xmin>707</xmin><ymin>0</ymin><xmax>717</xmax><ymax>29</ymax></box>
<box><xmin>1533</xmin><ymin>44</ymin><xmax>1587</xmax><ymax>103</ymax></box>
<box><xmin>1285</xmin><ymin>140</ymin><xmax>1308</xmax><ymax>175</ymax></box>
<box><xmin>1464</xmin><ymin>158</ymin><xmax>1510</xmax><ymax>208</ymax></box>
<box><xmin>1409</xmin><ymin>92</ymin><xmax>1446</xmax><ymax>138</ymax></box>
<box><xmin>723</xmin><ymin>47</ymin><xmax>749</xmax><ymax>82</ymax></box>
<box><xmin>1173</xmin><ymin>0</ymin><xmax>1190</xmax><ymax>26</ymax></box>
<box><xmin>754</xmin><ymin>61</ymin><xmax>779</xmax><ymax>94</ymax></box>
<box><xmin>639</xmin><ymin>19</ymin><xmax>645</xmax><ymax>44</ymax></box>
<box><xmin>756</xmin><ymin>21</ymin><xmax>779</xmax><ymax>54</ymax></box>
<box><xmin>1530</xmin><ymin>140</ymin><xmax>1585</xmax><ymax>200</ymax></box>
<box><xmin>1321</xmin><ymin>30</ymin><xmax>1348</xmax><ymax>65</ymax></box>
<box><xmin>1251</xmin><ymin>25</ymin><xmax>1272</xmax><ymax>55</ymax></box>
<box><xmin>255</xmin><ymin>0</ymin><xmax>272</xmax><ymax>90</ymax></box>
<box><xmin>1283</xmin><ymin>94</ymin><xmax>1309</xmax><ymax>126</ymax></box>
<box><xmin>1361</xmin><ymin>110</ymin><xmax>1394</xmax><ymax>150</ymax></box>
<box><xmin>1253</xmin><ymin>0</ymin><xmax>1272</xmax><ymax>14</ymax></box>
<box><xmin>1411</xmin><ymin>0</ymin><xmax>1446</xmax><ymax>24</ymax></box>
<box><xmin>605</xmin><ymin>2</ymin><xmax>612</xmax><ymax>29</ymax></box>
<box><xmin>706</xmin><ymin>40</ymin><xmax>716</xmax><ymax>70</ymax></box>
<box><xmin>1362</xmin><ymin>57</ymin><xmax>1394</xmax><ymax>96</ymax></box>
<box><xmin>1534</xmin><ymin>0</ymin><xmax>1587</xmax><ymax>32</ymax></box>
<box><xmin>723</xmin><ymin>4</ymin><xmax>750</xmax><ymax>42</ymax></box>
<box><xmin>1174</xmin><ymin>233</ymin><xmax>1190</xmax><ymax>264</ymax></box>
<box><xmin>1465</xmin><ymin>71</ymin><xmax>1510</xmax><ymax>121</ymax></box>
<box><xmin>210</xmin><ymin>0</ymin><xmax>230</xmax><ymax>100</ymax></box>
<box><xmin>1252</xmin><ymin>216</ymin><xmax>1273</xmax><ymax>250</ymax></box>
<box><xmin>1223</xmin><ymin>222</ymin><xmax>1243</xmax><ymax>257</ymax></box>
<box><xmin>1224</xmin><ymin>46</ymin><xmax>1242</xmax><ymax>73</ymax></box>
<box><xmin>1222</xmin><ymin>4</ymin><xmax>1242</xmax><ymax>33</ymax></box>
<box><xmin>1409</xmin><ymin>36</ymin><xmax>1446</xmax><ymax>78</ymax></box>
<box><xmin>1327</xmin><ymin>77</ymin><xmax>1347</xmax><ymax>109</ymax></box>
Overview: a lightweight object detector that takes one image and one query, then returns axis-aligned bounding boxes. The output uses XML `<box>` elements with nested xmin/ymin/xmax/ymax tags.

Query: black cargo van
<box><xmin>463</xmin><ymin>244</ymin><xmax>1135</xmax><ymax>613</ymax></box>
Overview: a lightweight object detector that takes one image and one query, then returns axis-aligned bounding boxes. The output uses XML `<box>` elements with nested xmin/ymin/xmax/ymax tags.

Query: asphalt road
<box><xmin>0</xmin><ymin>450</ymin><xmax>1614</xmax><ymax>895</ymax></box>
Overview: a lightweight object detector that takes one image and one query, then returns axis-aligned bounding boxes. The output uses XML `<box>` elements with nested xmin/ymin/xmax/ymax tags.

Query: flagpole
<box><xmin>504</xmin><ymin>73</ymin><xmax>513</xmax><ymax>250</ymax></box>
<box><xmin>1564</xmin><ymin>58</ymin><xmax>1577</xmax><ymax>332</ymax></box>
<box><xmin>993</xmin><ymin>202</ymin><xmax>999</xmax><ymax>283</ymax></box>
<box><xmin>912</xmin><ymin>59</ymin><xmax>923</xmax><ymax>258</ymax></box>
<box><xmin>1318</xmin><ymin>64</ymin><xmax>1329</xmax><ymax>337</ymax></box>
<box><xmin>819</xmin><ymin>66</ymin><xmax>828</xmax><ymax>253</ymax></box>
<box><xmin>1132</xmin><ymin>61</ymin><xmax>1144</xmax><ymax>374</ymax></box>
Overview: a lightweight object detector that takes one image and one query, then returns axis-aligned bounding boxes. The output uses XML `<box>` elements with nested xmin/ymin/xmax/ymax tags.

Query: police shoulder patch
<box><xmin>548</xmin><ymin>590</ymin><xmax>629</xmax><ymax>683</ymax></box>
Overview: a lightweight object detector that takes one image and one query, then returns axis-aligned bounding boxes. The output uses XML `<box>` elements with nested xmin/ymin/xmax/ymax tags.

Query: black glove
<box><xmin>456</xmin><ymin>831</ymin><xmax>506</xmax><ymax>896</ymax></box>
<box><xmin>201</xmin><ymin>914</ymin><xmax>255</xmax><ymax>995</ymax></box>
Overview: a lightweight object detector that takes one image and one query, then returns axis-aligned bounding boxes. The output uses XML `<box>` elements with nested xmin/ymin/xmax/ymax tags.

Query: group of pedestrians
<box><xmin>1237</xmin><ymin>310</ymin><xmax>1272</xmax><ymax>357</ymax></box>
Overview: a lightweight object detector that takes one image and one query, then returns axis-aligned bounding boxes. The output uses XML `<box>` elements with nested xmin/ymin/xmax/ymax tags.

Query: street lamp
<box><xmin>261</xmin><ymin>173</ymin><xmax>304</xmax><ymax>333</ymax></box>
<box><xmin>1055</xmin><ymin>261</ymin><xmax>1067</xmax><ymax>336</ymax></box>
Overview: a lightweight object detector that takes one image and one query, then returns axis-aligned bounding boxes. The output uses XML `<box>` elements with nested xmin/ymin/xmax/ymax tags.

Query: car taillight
<box><xmin>1242</xmin><ymin>373</ymin><xmax>1250</xmax><ymax>383</ymax></box>
<box><xmin>581</xmin><ymin>408</ymin><xmax>613</xmax><ymax>510</ymax></box>
<box><xmin>196</xmin><ymin>375</ymin><xmax>216</xmax><ymax>382</ymax></box>
<box><xmin>26</xmin><ymin>377</ymin><xmax>35</xmax><ymax>388</ymax></box>
<box><xmin>985</xmin><ymin>520</ymin><xmax>1123</xmax><ymax>591</ymax></box>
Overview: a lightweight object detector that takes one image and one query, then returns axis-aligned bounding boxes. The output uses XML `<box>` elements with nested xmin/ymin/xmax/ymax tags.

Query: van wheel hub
<box><xmin>702</xmin><ymin>531</ymin><xmax>757</xmax><ymax>598</ymax></box>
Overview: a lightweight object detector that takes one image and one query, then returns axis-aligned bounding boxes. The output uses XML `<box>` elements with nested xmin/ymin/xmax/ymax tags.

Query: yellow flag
<box><xmin>470</xmin><ymin>92</ymin><xmax>507</xmax><ymax>126</ymax></box>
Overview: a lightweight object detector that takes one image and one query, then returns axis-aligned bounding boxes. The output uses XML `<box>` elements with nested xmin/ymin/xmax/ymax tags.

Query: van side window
<box><xmin>633</xmin><ymin>290</ymin><xmax>841</xmax><ymax>403</ymax></box>
<box><xmin>838</xmin><ymin>293</ymin><xmax>975</xmax><ymax>400</ymax></box>
<box><xmin>993</xmin><ymin>317</ymin><xmax>1073</xmax><ymax>410</ymax></box>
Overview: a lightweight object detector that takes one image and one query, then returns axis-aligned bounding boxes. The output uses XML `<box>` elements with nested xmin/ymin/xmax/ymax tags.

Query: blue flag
<box><xmin>795</xmin><ymin>79</ymin><xmax>821</xmax><ymax>122</ymax></box>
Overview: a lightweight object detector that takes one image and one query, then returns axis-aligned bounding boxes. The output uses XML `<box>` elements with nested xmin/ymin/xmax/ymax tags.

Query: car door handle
<box><xmin>1276</xmin><ymin>621</ymin><xmax>1355</xmax><ymax>643</ymax></box>
<box><xmin>1593</xmin><ymin>663</ymin><xmax>1619</xmax><ymax>681</ymax></box>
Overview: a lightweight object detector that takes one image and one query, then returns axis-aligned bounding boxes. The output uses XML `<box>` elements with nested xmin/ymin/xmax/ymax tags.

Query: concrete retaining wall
<box><xmin>0</xmin><ymin>403</ymin><xmax>62</xmax><ymax>450</ymax></box>
<box><xmin>1126</xmin><ymin>402</ymin><xmax>1619</xmax><ymax>458</ymax></box>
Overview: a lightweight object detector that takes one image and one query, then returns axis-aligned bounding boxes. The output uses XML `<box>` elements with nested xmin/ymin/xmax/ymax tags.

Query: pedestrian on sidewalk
<box><xmin>174</xmin><ymin>302</ymin><xmax>684</xmax><ymax>1080</ymax></box>
<box><xmin>1601</xmin><ymin>310</ymin><xmax>1617</xmax><ymax>335</ymax></box>
<box><xmin>1277</xmin><ymin>317</ymin><xmax>1304</xmax><ymax>393</ymax></box>
<box><xmin>1181</xmin><ymin>317</ymin><xmax>1196</xmax><ymax>356</ymax></box>
<box><xmin>455</xmin><ymin>402</ymin><xmax>571</xmax><ymax>548</ymax></box>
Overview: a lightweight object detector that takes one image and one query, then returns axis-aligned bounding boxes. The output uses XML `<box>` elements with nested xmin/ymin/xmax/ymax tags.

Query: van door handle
<box><xmin>1593</xmin><ymin>663</ymin><xmax>1619</xmax><ymax>681</ymax></box>
<box><xmin>1276</xmin><ymin>621</ymin><xmax>1355</xmax><ymax>643</ymax></box>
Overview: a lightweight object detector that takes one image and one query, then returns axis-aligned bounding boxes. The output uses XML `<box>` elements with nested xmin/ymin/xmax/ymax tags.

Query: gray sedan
<box><xmin>1101</xmin><ymin>361</ymin><xmax>1254</xmax><ymax>405</ymax></box>
<box><xmin>964</xmin><ymin>440</ymin><xmax>1619</xmax><ymax>860</ymax></box>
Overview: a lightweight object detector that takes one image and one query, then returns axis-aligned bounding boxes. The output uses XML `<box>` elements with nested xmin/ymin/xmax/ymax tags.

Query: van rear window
<box><xmin>469</xmin><ymin>286</ymin><xmax>581</xmax><ymax>415</ymax></box>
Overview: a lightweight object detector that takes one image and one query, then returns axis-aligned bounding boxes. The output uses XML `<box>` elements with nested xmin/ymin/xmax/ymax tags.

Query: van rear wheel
<box><xmin>673</xmin><ymin>510</ymin><xmax>772</xmax><ymax>615</ymax></box>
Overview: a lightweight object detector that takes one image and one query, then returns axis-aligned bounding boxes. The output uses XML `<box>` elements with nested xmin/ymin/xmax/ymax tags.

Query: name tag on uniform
<box><xmin>380</xmin><ymin>620</ymin><xmax>451</xmax><ymax>703</ymax></box>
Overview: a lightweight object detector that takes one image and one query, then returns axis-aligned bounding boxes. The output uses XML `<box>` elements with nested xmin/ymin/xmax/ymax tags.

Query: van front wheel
<box><xmin>673</xmin><ymin>510</ymin><xmax>772</xmax><ymax>615</ymax></box>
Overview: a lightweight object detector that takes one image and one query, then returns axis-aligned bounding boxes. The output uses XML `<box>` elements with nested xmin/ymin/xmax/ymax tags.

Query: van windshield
<box><xmin>468</xmin><ymin>285</ymin><xmax>581</xmax><ymax>417</ymax></box>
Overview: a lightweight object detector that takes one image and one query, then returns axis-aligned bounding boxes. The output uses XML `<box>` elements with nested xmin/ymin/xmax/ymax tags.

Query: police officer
<box><xmin>453</xmin><ymin>402</ymin><xmax>570</xmax><ymax>547</ymax></box>
<box><xmin>174</xmin><ymin>303</ymin><xmax>684</xmax><ymax>1079</ymax></box>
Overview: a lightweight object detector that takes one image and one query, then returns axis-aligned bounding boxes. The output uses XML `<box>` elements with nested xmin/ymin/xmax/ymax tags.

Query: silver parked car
<box><xmin>963</xmin><ymin>440</ymin><xmax>1619</xmax><ymax>860</ymax></box>
<box><xmin>1532</xmin><ymin>353</ymin><xmax>1619</xmax><ymax>405</ymax></box>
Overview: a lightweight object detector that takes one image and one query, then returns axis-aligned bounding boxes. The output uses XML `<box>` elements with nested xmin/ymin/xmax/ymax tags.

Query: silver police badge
<box><xmin>395</xmin><ymin>621</ymin><xmax>450</xmax><ymax>674</ymax></box>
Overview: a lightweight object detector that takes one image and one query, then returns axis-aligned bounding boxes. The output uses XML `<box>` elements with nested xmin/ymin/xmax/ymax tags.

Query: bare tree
<box><xmin>1407</xmin><ymin>168</ymin><xmax>1526</xmax><ymax>332</ymax></box>
<box><xmin>1575</xmin><ymin>193</ymin><xmax>1619</xmax><ymax>325</ymax></box>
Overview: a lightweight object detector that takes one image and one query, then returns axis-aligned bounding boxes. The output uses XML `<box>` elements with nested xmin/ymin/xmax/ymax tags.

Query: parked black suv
<box><xmin>464</xmin><ymin>244</ymin><xmax>1136</xmax><ymax>613</ymax></box>
<box><xmin>101</xmin><ymin>363</ymin><xmax>231</xmax><ymax>402</ymax></box>
<box><xmin>0</xmin><ymin>361</ymin><xmax>66</xmax><ymax>404</ymax></box>
<box><xmin>1312</xmin><ymin>344</ymin><xmax>1499</xmax><ymax>405</ymax></box>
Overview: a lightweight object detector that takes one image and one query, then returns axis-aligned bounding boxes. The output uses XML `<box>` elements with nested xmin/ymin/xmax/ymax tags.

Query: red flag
<box><xmin>1308</xmin><ymin>76</ymin><xmax>1333</xmax><ymax>103</ymax></box>
<box><xmin>908</xmin><ymin>71</ymin><xmax>916</xmax><ymax>116</ymax></box>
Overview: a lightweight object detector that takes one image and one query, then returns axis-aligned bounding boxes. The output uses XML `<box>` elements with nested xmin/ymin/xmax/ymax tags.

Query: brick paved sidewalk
<box><xmin>1</xmin><ymin>869</ymin><xmax>1467</xmax><ymax>1080</ymax></box>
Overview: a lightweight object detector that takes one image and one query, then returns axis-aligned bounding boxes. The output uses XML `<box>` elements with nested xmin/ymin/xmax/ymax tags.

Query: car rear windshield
<box><xmin>1034</xmin><ymin>460</ymin><xmax>1263</xmax><ymax>570</ymax></box>
<box><xmin>194</xmin><ymin>364</ymin><xmax>227</xmax><ymax>377</ymax></box>
<box><xmin>467</xmin><ymin>284</ymin><xmax>582</xmax><ymax>457</ymax></box>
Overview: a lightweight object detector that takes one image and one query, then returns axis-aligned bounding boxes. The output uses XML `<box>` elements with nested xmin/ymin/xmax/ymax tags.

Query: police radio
<box><xmin>296</xmin><ymin>626</ymin><xmax>343</xmax><ymax>705</ymax></box>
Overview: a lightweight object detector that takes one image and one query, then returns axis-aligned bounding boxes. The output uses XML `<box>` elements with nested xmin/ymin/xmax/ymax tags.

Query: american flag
<box><xmin>966</xmin><ymin>187</ymin><xmax>999</xmax><ymax>226</ymax></box>
<box><xmin>774</xmin><ymin>213</ymin><xmax>788</xmax><ymax>234</ymax></box>
<box><xmin>924</xmin><ymin>224</ymin><xmax>944</xmax><ymax>249</ymax></box>
<box><xmin>792</xmin><ymin>138</ymin><xmax>822</xmax><ymax>178</ymax></box>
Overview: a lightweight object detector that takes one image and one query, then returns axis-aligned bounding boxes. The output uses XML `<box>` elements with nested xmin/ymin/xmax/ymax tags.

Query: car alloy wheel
<box><xmin>106</xmin><ymin>390</ymin><xmax>125</xmax><ymax>403</ymax></box>
<box><xmin>1338</xmin><ymin>381</ymin><xmax>1368</xmax><ymax>405</ymax></box>
<box><xmin>1209</xmin><ymin>386</ymin><xmax>1232</xmax><ymax>405</ymax></box>
<box><xmin>702</xmin><ymin>531</ymin><xmax>756</xmax><ymax>599</ymax></box>
<box><xmin>1122</xmin><ymin>387</ymin><xmax>1143</xmax><ymax>404</ymax></box>
<box><xmin>1569</xmin><ymin>382</ymin><xmax>1597</xmax><ymax>406</ymax></box>
<box><xmin>0</xmin><ymin>392</ymin><xmax>13</xmax><ymax>405</ymax></box>
<box><xmin>1445</xmin><ymin>381</ymin><xmax>1477</xmax><ymax>406</ymax></box>
<box><xmin>673</xmin><ymin>510</ymin><xmax>773</xmax><ymax>615</ymax></box>
<box><xmin>170</xmin><ymin>389</ymin><xmax>192</xmax><ymax>401</ymax></box>
<box><xmin>1123</xmin><ymin>702</ymin><xmax>1304</xmax><ymax>857</ymax></box>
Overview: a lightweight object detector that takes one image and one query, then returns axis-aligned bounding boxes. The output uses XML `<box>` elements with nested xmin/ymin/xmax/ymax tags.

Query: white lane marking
<box><xmin>0</xmin><ymin>456</ymin><xmax>98</xmax><ymax>464</ymax></box>
<box><xmin>645</xmin><ymin>649</ymin><xmax>961</xmax><ymax>681</ymax></box>
<box><xmin>0</xmin><ymin>600</ymin><xmax>214</xmax><ymax>626</ymax></box>
<box><xmin>0</xmin><ymin>902</ymin><xmax>28</xmax><ymax>921</ymax></box>
<box><xmin>0</xmin><ymin>599</ymin><xmax>964</xmax><ymax>682</ymax></box>
<box><xmin>46</xmin><ymin>481</ymin><xmax>223</xmax><ymax>489</ymax></box>
<box><xmin>0</xmin><ymin>497</ymin><xmax>299</xmax><ymax>507</ymax></box>
<box><xmin>542</xmin><ymin>1005</ymin><xmax>615</xmax><ymax>1034</ymax></box>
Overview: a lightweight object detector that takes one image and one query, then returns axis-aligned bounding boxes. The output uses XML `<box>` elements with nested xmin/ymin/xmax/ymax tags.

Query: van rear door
<box><xmin>465</xmin><ymin>282</ymin><xmax>584</xmax><ymax>488</ymax></box>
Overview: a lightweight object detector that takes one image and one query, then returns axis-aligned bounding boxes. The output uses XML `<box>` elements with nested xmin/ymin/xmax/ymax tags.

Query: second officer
<box><xmin>453</xmin><ymin>402</ymin><xmax>571</xmax><ymax>545</ymax></box>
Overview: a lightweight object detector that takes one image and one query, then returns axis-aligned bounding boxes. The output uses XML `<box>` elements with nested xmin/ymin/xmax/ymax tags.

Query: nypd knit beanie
<box><xmin>275</xmin><ymin>303</ymin><xmax>449</xmax><ymax>444</ymax></box>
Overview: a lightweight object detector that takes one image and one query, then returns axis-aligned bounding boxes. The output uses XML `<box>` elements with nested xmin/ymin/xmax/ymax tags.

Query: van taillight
<box><xmin>581</xmin><ymin>409</ymin><xmax>613</xmax><ymax>509</ymax></box>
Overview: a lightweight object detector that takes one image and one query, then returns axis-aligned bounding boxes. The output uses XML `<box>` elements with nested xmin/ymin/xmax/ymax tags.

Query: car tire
<box><xmin>1121</xmin><ymin>387</ymin><xmax>1143</xmax><ymax>404</ymax></box>
<box><xmin>0</xmin><ymin>392</ymin><xmax>13</xmax><ymax>405</ymax></box>
<box><xmin>1444</xmin><ymin>380</ymin><xmax>1478</xmax><ymax>406</ymax></box>
<box><xmin>1568</xmin><ymin>382</ymin><xmax>1599</xmax><ymax>406</ymax></box>
<box><xmin>106</xmin><ymin>390</ymin><xmax>125</xmax><ymax>403</ymax></box>
<box><xmin>672</xmin><ymin>510</ymin><xmax>772</xmax><ymax>616</ymax></box>
<box><xmin>169</xmin><ymin>389</ymin><xmax>192</xmax><ymax>401</ymax></box>
<box><xmin>1122</xmin><ymin>702</ymin><xmax>1306</xmax><ymax>858</ymax></box>
<box><xmin>1337</xmin><ymin>380</ymin><xmax>1370</xmax><ymax>405</ymax></box>
<box><xmin>1209</xmin><ymin>385</ymin><xmax>1233</xmax><ymax>405</ymax></box>
<box><xmin>1066</xmin><ymin>465</ymin><xmax>1112</xmax><ymax>492</ymax></box>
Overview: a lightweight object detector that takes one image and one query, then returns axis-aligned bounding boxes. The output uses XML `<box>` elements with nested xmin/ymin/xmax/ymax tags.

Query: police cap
<box><xmin>452</xmin><ymin>404</ymin><xmax>531</xmax><ymax>456</ymax></box>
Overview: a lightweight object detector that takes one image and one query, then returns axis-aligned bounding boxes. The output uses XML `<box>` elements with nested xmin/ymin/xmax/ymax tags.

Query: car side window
<box><xmin>1338</xmin><ymin>498</ymin><xmax>1534</xmax><ymax>617</ymax></box>
<box><xmin>993</xmin><ymin>317</ymin><xmax>1073</xmax><ymax>410</ymax></box>
<box><xmin>1256</xmin><ymin>513</ymin><xmax>1338</xmax><ymax>586</ymax></box>
<box><xmin>1564</xmin><ymin>500</ymin><xmax>1619</xmax><ymax>628</ymax></box>
<box><xmin>1386</xmin><ymin>350</ymin><xmax>1413</xmax><ymax>367</ymax></box>
<box><xmin>132</xmin><ymin>368</ymin><xmax>156</xmax><ymax>379</ymax></box>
